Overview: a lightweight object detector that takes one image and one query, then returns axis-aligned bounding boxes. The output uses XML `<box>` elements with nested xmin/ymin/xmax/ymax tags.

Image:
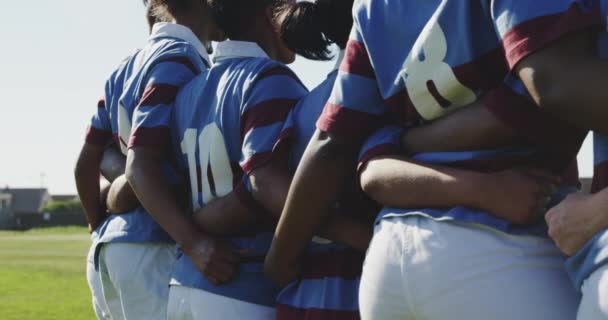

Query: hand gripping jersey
<box><xmin>84</xmin><ymin>22</ymin><xmax>210</xmax><ymax>261</ymax></box>
<box><xmin>277</xmin><ymin>53</ymin><xmax>369</xmax><ymax>320</ymax></box>
<box><xmin>358</xmin><ymin>125</ymin><xmax>580</xmax><ymax>237</ymax></box>
<box><xmin>169</xmin><ymin>40</ymin><xmax>308</xmax><ymax>307</ymax></box>
<box><xmin>565</xmin><ymin>25</ymin><xmax>608</xmax><ymax>291</ymax></box>
<box><xmin>317</xmin><ymin>0</ymin><xmax>601</xmax><ymax>234</ymax></box>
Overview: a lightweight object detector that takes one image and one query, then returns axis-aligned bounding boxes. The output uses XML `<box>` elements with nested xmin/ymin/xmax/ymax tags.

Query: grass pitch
<box><xmin>0</xmin><ymin>227</ymin><xmax>95</xmax><ymax>320</ymax></box>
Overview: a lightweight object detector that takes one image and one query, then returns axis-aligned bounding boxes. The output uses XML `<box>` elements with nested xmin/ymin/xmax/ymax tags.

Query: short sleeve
<box><xmin>316</xmin><ymin>26</ymin><xmax>389</xmax><ymax>143</ymax></box>
<box><xmin>128</xmin><ymin>56</ymin><xmax>201</xmax><ymax>149</ymax></box>
<box><xmin>239</xmin><ymin>65</ymin><xmax>308</xmax><ymax>174</ymax></box>
<box><xmin>490</xmin><ymin>0</ymin><xmax>601</xmax><ymax>69</ymax></box>
<box><xmin>357</xmin><ymin>125</ymin><xmax>404</xmax><ymax>172</ymax></box>
<box><xmin>85</xmin><ymin>98</ymin><xmax>113</xmax><ymax>146</ymax></box>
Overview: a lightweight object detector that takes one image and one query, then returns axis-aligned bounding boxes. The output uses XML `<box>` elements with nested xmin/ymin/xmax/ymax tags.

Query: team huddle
<box><xmin>74</xmin><ymin>0</ymin><xmax>608</xmax><ymax>319</ymax></box>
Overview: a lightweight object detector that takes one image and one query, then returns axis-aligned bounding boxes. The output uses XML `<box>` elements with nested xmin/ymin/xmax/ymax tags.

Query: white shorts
<box><xmin>98</xmin><ymin>243</ymin><xmax>177</xmax><ymax>320</ymax></box>
<box><xmin>577</xmin><ymin>264</ymin><xmax>608</xmax><ymax>319</ymax></box>
<box><xmin>167</xmin><ymin>286</ymin><xmax>276</xmax><ymax>320</ymax></box>
<box><xmin>86</xmin><ymin>243</ymin><xmax>110</xmax><ymax>319</ymax></box>
<box><xmin>359</xmin><ymin>216</ymin><xmax>580</xmax><ymax>320</ymax></box>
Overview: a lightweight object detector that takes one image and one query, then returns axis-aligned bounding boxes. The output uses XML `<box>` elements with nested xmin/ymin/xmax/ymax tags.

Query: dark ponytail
<box><xmin>280</xmin><ymin>0</ymin><xmax>354</xmax><ymax>61</ymax></box>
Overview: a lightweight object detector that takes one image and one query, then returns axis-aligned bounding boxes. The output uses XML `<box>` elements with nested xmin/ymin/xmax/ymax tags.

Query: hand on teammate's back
<box><xmin>546</xmin><ymin>192</ymin><xmax>607</xmax><ymax>256</ymax></box>
<box><xmin>185</xmin><ymin>236</ymin><xmax>245</xmax><ymax>285</ymax></box>
<box><xmin>481</xmin><ymin>168</ymin><xmax>559</xmax><ymax>225</ymax></box>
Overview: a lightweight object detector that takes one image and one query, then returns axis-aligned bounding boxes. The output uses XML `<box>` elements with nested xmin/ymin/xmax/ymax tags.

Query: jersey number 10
<box><xmin>181</xmin><ymin>124</ymin><xmax>234</xmax><ymax>210</ymax></box>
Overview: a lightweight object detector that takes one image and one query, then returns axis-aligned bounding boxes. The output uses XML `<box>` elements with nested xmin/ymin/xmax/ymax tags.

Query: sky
<box><xmin>0</xmin><ymin>1</ymin><xmax>594</xmax><ymax>195</ymax></box>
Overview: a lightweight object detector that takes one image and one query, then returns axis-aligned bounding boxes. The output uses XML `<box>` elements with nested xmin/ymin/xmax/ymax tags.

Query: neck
<box><xmin>173</xmin><ymin>17</ymin><xmax>211</xmax><ymax>49</ymax></box>
<box><xmin>232</xmin><ymin>23</ymin><xmax>279</xmax><ymax>60</ymax></box>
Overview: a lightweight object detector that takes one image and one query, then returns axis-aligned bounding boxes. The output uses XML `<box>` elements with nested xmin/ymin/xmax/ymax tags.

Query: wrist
<box><xmin>590</xmin><ymin>191</ymin><xmax>608</xmax><ymax>231</ymax></box>
<box><xmin>463</xmin><ymin>172</ymin><xmax>493</xmax><ymax>211</ymax></box>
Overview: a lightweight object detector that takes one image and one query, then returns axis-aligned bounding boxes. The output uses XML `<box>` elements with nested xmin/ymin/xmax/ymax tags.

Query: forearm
<box><xmin>193</xmin><ymin>192</ymin><xmax>258</xmax><ymax>236</ymax></box>
<box><xmin>403</xmin><ymin>102</ymin><xmax>515</xmax><ymax>154</ymax></box>
<box><xmin>126</xmin><ymin>149</ymin><xmax>203</xmax><ymax>251</ymax></box>
<box><xmin>75</xmin><ymin>147</ymin><xmax>103</xmax><ymax>226</ymax></box>
<box><xmin>591</xmin><ymin>187</ymin><xmax>608</xmax><ymax>231</ymax></box>
<box><xmin>360</xmin><ymin>155</ymin><xmax>488</xmax><ymax>209</ymax></box>
<box><xmin>316</xmin><ymin>214</ymin><xmax>372</xmax><ymax>252</ymax></box>
<box><xmin>106</xmin><ymin>175</ymin><xmax>139</xmax><ymax>213</ymax></box>
<box><xmin>268</xmin><ymin>132</ymin><xmax>357</xmax><ymax>264</ymax></box>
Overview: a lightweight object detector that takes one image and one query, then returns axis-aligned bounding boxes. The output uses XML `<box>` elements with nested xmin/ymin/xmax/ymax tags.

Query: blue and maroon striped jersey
<box><xmin>317</xmin><ymin>0</ymin><xmax>594</xmax><ymax>177</ymax></box>
<box><xmin>277</xmin><ymin>54</ymin><xmax>367</xmax><ymax>320</ymax></box>
<box><xmin>85</xmin><ymin>22</ymin><xmax>210</xmax><ymax>250</ymax></box>
<box><xmin>311</xmin><ymin>0</ymin><xmax>600</xmax><ymax>233</ymax></box>
<box><xmin>126</xmin><ymin>22</ymin><xmax>211</xmax><ymax>151</ymax></box>
<box><xmin>169</xmin><ymin>40</ymin><xmax>308</xmax><ymax>307</ymax></box>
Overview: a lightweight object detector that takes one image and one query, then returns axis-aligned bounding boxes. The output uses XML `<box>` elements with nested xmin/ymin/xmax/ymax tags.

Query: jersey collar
<box><xmin>149</xmin><ymin>22</ymin><xmax>211</xmax><ymax>66</ymax></box>
<box><xmin>213</xmin><ymin>40</ymin><xmax>269</xmax><ymax>63</ymax></box>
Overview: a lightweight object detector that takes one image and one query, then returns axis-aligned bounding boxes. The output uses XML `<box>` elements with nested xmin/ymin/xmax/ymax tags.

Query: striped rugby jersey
<box><xmin>277</xmin><ymin>52</ymin><xmax>370</xmax><ymax>320</ymax></box>
<box><xmin>169</xmin><ymin>40</ymin><xmax>308</xmax><ymax>307</ymax></box>
<box><xmin>85</xmin><ymin>22</ymin><xmax>210</xmax><ymax>249</ymax></box>
<box><xmin>317</xmin><ymin>0</ymin><xmax>598</xmax><ymax>180</ymax></box>
<box><xmin>565</xmin><ymin>24</ymin><xmax>608</xmax><ymax>291</ymax></box>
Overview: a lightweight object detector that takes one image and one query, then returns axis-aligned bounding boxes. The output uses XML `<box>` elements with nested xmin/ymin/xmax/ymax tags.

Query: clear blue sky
<box><xmin>0</xmin><ymin>0</ymin><xmax>593</xmax><ymax>195</ymax></box>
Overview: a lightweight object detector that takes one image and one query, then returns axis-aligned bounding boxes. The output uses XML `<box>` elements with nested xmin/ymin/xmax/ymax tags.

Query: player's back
<box><xmin>171</xmin><ymin>40</ymin><xmax>307</xmax><ymax>307</ymax></box>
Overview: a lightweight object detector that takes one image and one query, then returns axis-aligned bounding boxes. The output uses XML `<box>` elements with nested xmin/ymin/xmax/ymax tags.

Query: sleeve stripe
<box><xmin>257</xmin><ymin>66</ymin><xmax>305</xmax><ymax>88</ymax></box>
<box><xmin>316</xmin><ymin>103</ymin><xmax>384</xmax><ymax>143</ymax></box>
<box><xmin>138</xmin><ymin>84</ymin><xmax>180</xmax><ymax>108</ymax></box>
<box><xmin>98</xmin><ymin>99</ymin><xmax>106</xmax><ymax>108</ymax></box>
<box><xmin>357</xmin><ymin>144</ymin><xmax>401</xmax><ymax>172</ymax></box>
<box><xmin>592</xmin><ymin>161</ymin><xmax>608</xmax><ymax>193</ymax></box>
<box><xmin>501</xmin><ymin>3</ymin><xmax>601</xmax><ymax>69</ymax></box>
<box><xmin>85</xmin><ymin>125</ymin><xmax>113</xmax><ymax>146</ymax></box>
<box><xmin>340</xmin><ymin>40</ymin><xmax>376</xmax><ymax>79</ymax></box>
<box><xmin>241</xmin><ymin>98</ymin><xmax>297</xmax><ymax>138</ymax></box>
<box><xmin>128</xmin><ymin>126</ymin><xmax>170</xmax><ymax>148</ymax></box>
<box><xmin>241</xmin><ymin>128</ymin><xmax>294</xmax><ymax>174</ymax></box>
<box><xmin>158</xmin><ymin>56</ymin><xmax>201</xmax><ymax>75</ymax></box>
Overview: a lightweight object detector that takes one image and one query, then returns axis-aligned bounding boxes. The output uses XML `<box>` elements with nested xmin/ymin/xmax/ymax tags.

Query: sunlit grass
<box><xmin>0</xmin><ymin>227</ymin><xmax>94</xmax><ymax>319</ymax></box>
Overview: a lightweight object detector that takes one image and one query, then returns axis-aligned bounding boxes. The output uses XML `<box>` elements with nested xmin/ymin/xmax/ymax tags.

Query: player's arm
<box><xmin>248</xmin><ymin>146</ymin><xmax>372</xmax><ymax>251</ymax></box>
<box><xmin>126</xmin><ymin>58</ymin><xmax>241</xmax><ymax>285</ymax></box>
<box><xmin>515</xmin><ymin>29</ymin><xmax>608</xmax><ymax>134</ymax></box>
<box><xmin>360</xmin><ymin>126</ymin><xmax>557</xmax><ymax>224</ymax></box>
<box><xmin>75</xmin><ymin>99</ymin><xmax>114</xmax><ymax>233</ymax></box>
<box><xmin>401</xmin><ymin>101</ymin><xmax>515</xmax><ymax>154</ymax></box>
<box><xmin>487</xmin><ymin>0</ymin><xmax>607</xmax><ymax>133</ymax></box>
<box><xmin>98</xmin><ymin>145</ymin><xmax>142</xmax><ymax>214</ymax></box>
<box><xmin>75</xmin><ymin>143</ymin><xmax>107</xmax><ymax>233</ymax></box>
<box><xmin>265</xmin><ymin>29</ymin><xmax>386</xmax><ymax>287</ymax></box>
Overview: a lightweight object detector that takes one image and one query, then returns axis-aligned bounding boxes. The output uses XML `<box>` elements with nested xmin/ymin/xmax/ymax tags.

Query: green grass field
<box><xmin>0</xmin><ymin>227</ymin><xmax>95</xmax><ymax>320</ymax></box>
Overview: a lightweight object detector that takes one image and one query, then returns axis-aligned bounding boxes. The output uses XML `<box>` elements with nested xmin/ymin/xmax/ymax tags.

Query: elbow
<box><xmin>359</xmin><ymin>162</ymin><xmax>386</xmax><ymax>204</ymax></box>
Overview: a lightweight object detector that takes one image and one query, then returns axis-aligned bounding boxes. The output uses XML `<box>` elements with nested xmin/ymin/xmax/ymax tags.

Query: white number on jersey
<box><xmin>117</xmin><ymin>103</ymin><xmax>132</xmax><ymax>155</ymax></box>
<box><xmin>399</xmin><ymin>18</ymin><xmax>476</xmax><ymax>120</ymax></box>
<box><xmin>181</xmin><ymin>123</ymin><xmax>234</xmax><ymax>210</ymax></box>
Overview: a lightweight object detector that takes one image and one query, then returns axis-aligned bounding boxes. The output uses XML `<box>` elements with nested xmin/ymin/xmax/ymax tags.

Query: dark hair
<box><xmin>279</xmin><ymin>0</ymin><xmax>353</xmax><ymax>61</ymax></box>
<box><xmin>207</xmin><ymin>0</ymin><xmax>284</xmax><ymax>40</ymax></box>
<box><xmin>151</xmin><ymin>0</ymin><xmax>194</xmax><ymax>18</ymax></box>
